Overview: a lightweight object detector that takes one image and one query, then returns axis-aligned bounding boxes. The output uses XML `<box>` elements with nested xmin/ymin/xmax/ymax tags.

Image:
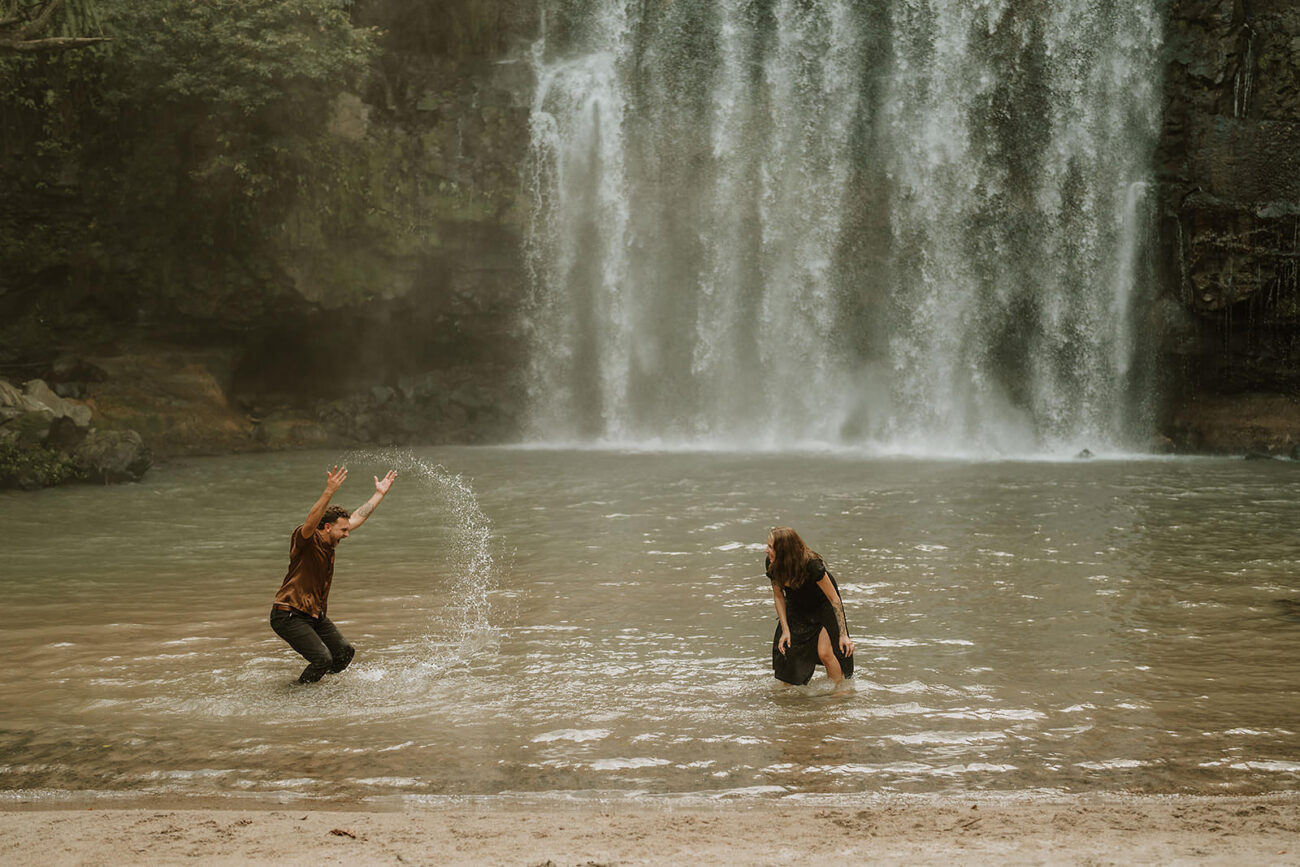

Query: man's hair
<box><xmin>319</xmin><ymin>505</ymin><xmax>351</xmax><ymax>529</ymax></box>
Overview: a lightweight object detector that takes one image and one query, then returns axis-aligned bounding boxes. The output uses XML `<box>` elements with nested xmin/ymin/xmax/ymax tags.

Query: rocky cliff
<box><xmin>1160</xmin><ymin>0</ymin><xmax>1300</xmax><ymax>453</ymax></box>
<box><xmin>228</xmin><ymin>0</ymin><xmax>541</xmax><ymax>448</ymax></box>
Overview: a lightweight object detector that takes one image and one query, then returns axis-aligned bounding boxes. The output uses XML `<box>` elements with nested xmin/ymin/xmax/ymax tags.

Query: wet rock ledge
<box><xmin>0</xmin><ymin>344</ymin><xmax>523</xmax><ymax>491</ymax></box>
<box><xmin>0</xmin><ymin>376</ymin><xmax>151</xmax><ymax>490</ymax></box>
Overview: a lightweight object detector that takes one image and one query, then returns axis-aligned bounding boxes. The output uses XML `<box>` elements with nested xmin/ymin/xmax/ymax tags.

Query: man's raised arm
<box><xmin>349</xmin><ymin>470</ymin><xmax>397</xmax><ymax>531</ymax></box>
<box><xmin>302</xmin><ymin>465</ymin><xmax>348</xmax><ymax>538</ymax></box>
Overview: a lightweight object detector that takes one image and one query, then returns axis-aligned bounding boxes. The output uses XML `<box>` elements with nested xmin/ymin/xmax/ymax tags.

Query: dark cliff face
<box><xmin>230</xmin><ymin>0</ymin><xmax>541</xmax><ymax>418</ymax></box>
<box><xmin>1160</xmin><ymin>0</ymin><xmax>1300</xmax><ymax>452</ymax></box>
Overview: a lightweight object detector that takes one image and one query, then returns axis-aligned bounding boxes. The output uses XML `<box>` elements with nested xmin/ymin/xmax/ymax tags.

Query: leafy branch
<box><xmin>0</xmin><ymin>0</ymin><xmax>107</xmax><ymax>53</ymax></box>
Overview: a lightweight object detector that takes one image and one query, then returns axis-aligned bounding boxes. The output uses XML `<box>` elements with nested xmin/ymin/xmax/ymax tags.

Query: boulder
<box><xmin>21</xmin><ymin>378</ymin><xmax>92</xmax><ymax>427</ymax></box>
<box><xmin>0</xmin><ymin>379</ymin><xmax>48</xmax><ymax>414</ymax></box>
<box><xmin>5</xmin><ymin>409</ymin><xmax>55</xmax><ymax>447</ymax></box>
<box><xmin>0</xmin><ymin>380</ymin><xmax>23</xmax><ymax>409</ymax></box>
<box><xmin>251</xmin><ymin>414</ymin><xmax>335</xmax><ymax>448</ymax></box>
<box><xmin>74</xmin><ymin>429</ymin><xmax>152</xmax><ymax>483</ymax></box>
<box><xmin>44</xmin><ymin>415</ymin><xmax>89</xmax><ymax>453</ymax></box>
<box><xmin>65</xmin><ymin>402</ymin><xmax>93</xmax><ymax>428</ymax></box>
<box><xmin>23</xmin><ymin>379</ymin><xmax>63</xmax><ymax>411</ymax></box>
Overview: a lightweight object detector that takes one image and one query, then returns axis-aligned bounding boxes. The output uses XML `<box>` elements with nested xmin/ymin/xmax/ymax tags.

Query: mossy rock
<box><xmin>0</xmin><ymin>442</ymin><xmax>86</xmax><ymax>490</ymax></box>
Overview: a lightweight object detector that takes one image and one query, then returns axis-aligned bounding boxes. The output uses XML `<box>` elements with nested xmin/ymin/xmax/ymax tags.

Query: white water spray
<box><xmin>347</xmin><ymin>450</ymin><xmax>501</xmax><ymax>671</ymax></box>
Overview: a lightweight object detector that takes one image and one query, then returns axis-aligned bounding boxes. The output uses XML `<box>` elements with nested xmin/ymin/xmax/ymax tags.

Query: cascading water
<box><xmin>524</xmin><ymin>0</ymin><xmax>1163</xmax><ymax>455</ymax></box>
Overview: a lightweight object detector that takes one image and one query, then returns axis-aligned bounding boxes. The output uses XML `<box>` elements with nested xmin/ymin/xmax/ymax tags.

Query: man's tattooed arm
<box><xmin>347</xmin><ymin>469</ymin><xmax>397</xmax><ymax>531</ymax></box>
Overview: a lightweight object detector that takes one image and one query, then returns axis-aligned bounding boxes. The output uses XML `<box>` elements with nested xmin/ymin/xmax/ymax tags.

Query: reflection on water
<box><xmin>1</xmin><ymin>448</ymin><xmax>1298</xmax><ymax>805</ymax></box>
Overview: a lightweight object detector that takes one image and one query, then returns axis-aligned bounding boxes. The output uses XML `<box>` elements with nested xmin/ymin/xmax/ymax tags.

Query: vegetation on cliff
<box><xmin>0</xmin><ymin>0</ymin><xmax>378</xmax><ymax>361</ymax></box>
<box><xmin>2</xmin><ymin>0</ymin><xmax>534</xmax><ymax>463</ymax></box>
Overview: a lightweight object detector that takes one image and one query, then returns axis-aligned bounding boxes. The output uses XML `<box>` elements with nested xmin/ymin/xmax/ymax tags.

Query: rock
<box><xmin>1165</xmin><ymin>393</ymin><xmax>1300</xmax><ymax>455</ymax></box>
<box><xmin>0</xmin><ymin>440</ymin><xmax>84</xmax><ymax>490</ymax></box>
<box><xmin>1161</xmin><ymin>2</ymin><xmax>1300</xmax><ymax>426</ymax></box>
<box><xmin>1243</xmin><ymin>450</ymin><xmax>1276</xmax><ymax>461</ymax></box>
<box><xmin>22</xmin><ymin>378</ymin><xmax>91</xmax><ymax>426</ymax></box>
<box><xmin>1150</xmin><ymin>433</ymin><xmax>1176</xmax><ymax>454</ymax></box>
<box><xmin>5</xmin><ymin>410</ymin><xmax>55</xmax><ymax>447</ymax></box>
<box><xmin>78</xmin><ymin>347</ymin><xmax>255</xmax><ymax>457</ymax></box>
<box><xmin>1075</xmin><ymin>448</ymin><xmax>1095</xmax><ymax>459</ymax></box>
<box><xmin>65</xmin><ymin>402</ymin><xmax>92</xmax><ymax>428</ymax></box>
<box><xmin>44</xmin><ymin>415</ymin><xmax>88</xmax><ymax>453</ymax></box>
<box><xmin>449</xmin><ymin>384</ymin><xmax>487</xmax><ymax>410</ymax></box>
<box><xmin>0</xmin><ymin>380</ymin><xmax>24</xmax><ymax>409</ymax></box>
<box><xmin>49</xmin><ymin>356</ymin><xmax>108</xmax><ymax>384</ymax></box>
<box><xmin>370</xmin><ymin>385</ymin><xmax>395</xmax><ymax>405</ymax></box>
<box><xmin>24</xmin><ymin>379</ymin><xmax>66</xmax><ymax>412</ymax></box>
<box><xmin>0</xmin><ymin>379</ymin><xmax>47</xmax><ymax>414</ymax></box>
<box><xmin>252</xmin><ymin>415</ymin><xmax>335</xmax><ymax>449</ymax></box>
<box><xmin>74</xmin><ymin>429</ymin><xmax>152</xmax><ymax>483</ymax></box>
<box><xmin>53</xmin><ymin>381</ymin><xmax>86</xmax><ymax>400</ymax></box>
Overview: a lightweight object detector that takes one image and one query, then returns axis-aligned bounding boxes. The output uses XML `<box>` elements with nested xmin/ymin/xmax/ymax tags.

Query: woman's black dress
<box><xmin>768</xmin><ymin>557</ymin><xmax>853</xmax><ymax>685</ymax></box>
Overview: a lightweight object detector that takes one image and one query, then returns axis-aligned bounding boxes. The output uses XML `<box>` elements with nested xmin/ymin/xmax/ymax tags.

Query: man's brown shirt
<box><xmin>273</xmin><ymin>525</ymin><xmax>335</xmax><ymax>618</ymax></box>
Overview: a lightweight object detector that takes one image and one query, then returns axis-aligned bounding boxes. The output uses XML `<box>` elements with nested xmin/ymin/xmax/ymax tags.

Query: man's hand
<box><xmin>303</xmin><ymin>466</ymin><xmax>347</xmax><ymax>538</ymax></box>
<box><xmin>349</xmin><ymin>469</ymin><xmax>396</xmax><ymax>530</ymax></box>
<box><xmin>325</xmin><ymin>465</ymin><xmax>348</xmax><ymax>493</ymax></box>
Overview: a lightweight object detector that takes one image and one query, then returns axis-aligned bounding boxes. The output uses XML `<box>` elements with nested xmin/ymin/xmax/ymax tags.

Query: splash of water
<box><xmin>523</xmin><ymin>0</ymin><xmax>1164</xmax><ymax>457</ymax></box>
<box><xmin>346</xmin><ymin>449</ymin><xmax>501</xmax><ymax>674</ymax></box>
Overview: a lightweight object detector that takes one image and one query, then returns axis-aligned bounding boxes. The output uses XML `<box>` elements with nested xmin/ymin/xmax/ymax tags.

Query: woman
<box><xmin>766</xmin><ymin>527</ymin><xmax>855</xmax><ymax>686</ymax></box>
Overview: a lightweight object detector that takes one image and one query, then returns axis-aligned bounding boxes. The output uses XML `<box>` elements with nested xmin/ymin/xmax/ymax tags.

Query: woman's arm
<box><xmin>816</xmin><ymin>575</ymin><xmax>855</xmax><ymax>656</ymax></box>
<box><xmin>770</xmin><ymin>581</ymin><xmax>792</xmax><ymax>654</ymax></box>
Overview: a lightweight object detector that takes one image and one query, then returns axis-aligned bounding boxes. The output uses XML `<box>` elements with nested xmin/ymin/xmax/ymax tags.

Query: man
<box><xmin>271</xmin><ymin>465</ymin><xmax>397</xmax><ymax>683</ymax></box>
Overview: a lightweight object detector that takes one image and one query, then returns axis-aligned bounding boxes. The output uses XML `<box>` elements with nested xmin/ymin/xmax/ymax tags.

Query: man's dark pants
<box><xmin>270</xmin><ymin>608</ymin><xmax>355</xmax><ymax>683</ymax></box>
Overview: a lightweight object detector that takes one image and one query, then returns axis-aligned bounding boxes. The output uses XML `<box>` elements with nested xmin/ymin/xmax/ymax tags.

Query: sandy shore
<box><xmin>1</xmin><ymin>795</ymin><xmax>1297</xmax><ymax>865</ymax></box>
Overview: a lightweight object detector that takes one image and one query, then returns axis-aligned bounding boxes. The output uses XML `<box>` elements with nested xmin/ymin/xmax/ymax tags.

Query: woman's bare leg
<box><xmin>817</xmin><ymin>628</ymin><xmax>843</xmax><ymax>683</ymax></box>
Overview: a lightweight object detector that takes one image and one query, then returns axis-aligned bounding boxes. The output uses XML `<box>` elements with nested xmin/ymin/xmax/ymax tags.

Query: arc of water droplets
<box><xmin>348</xmin><ymin>450</ymin><xmax>500</xmax><ymax>670</ymax></box>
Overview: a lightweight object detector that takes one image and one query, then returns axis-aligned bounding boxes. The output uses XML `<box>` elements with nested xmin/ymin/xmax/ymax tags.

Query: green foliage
<box><xmin>110</xmin><ymin>0</ymin><xmax>368</xmax><ymax>108</ymax></box>
<box><xmin>0</xmin><ymin>441</ymin><xmax>85</xmax><ymax>489</ymax></box>
<box><xmin>0</xmin><ymin>0</ymin><xmax>379</xmax><ymax>339</ymax></box>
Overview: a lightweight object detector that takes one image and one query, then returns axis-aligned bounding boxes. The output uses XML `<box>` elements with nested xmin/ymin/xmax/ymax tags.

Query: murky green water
<box><xmin>1</xmin><ymin>448</ymin><xmax>1297</xmax><ymax>806</ymax></box>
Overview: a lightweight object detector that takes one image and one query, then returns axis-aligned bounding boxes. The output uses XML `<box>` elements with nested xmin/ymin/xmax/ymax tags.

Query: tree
<box><xmin>0</xmin><ymin>0</ymin><xmax>379</xmax><ymax>359</ymax></box>
<box><xmin>0</xmin><ymin>0</ymin><xmax>107</xmax><ymax>53</ymax></box>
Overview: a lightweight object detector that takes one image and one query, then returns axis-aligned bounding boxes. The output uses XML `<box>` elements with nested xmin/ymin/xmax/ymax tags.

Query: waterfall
<box><xmin>524</xmin><ymin>0</ymin><xmax>1163</xmax><ymax>455</ymax></box>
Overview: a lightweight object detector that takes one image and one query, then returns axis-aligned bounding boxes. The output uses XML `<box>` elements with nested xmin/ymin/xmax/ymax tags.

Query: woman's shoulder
<box><xmin>805</xmin><ymin>557</ymin><xmax>827</xmax><ymax>579</ymax></box>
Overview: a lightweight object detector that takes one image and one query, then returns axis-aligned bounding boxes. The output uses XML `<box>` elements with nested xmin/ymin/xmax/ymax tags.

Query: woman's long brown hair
<box><xmin>768</xmin><ymin>526</ymin><xmax>820</xmax><ymax>589</ymax></box>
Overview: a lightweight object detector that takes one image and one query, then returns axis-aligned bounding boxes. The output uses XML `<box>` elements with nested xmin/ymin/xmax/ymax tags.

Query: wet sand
<box><xmin>2</xmin><ymin>795</ymin><xmax>1297</xmax><ymax>865</ymax></box>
